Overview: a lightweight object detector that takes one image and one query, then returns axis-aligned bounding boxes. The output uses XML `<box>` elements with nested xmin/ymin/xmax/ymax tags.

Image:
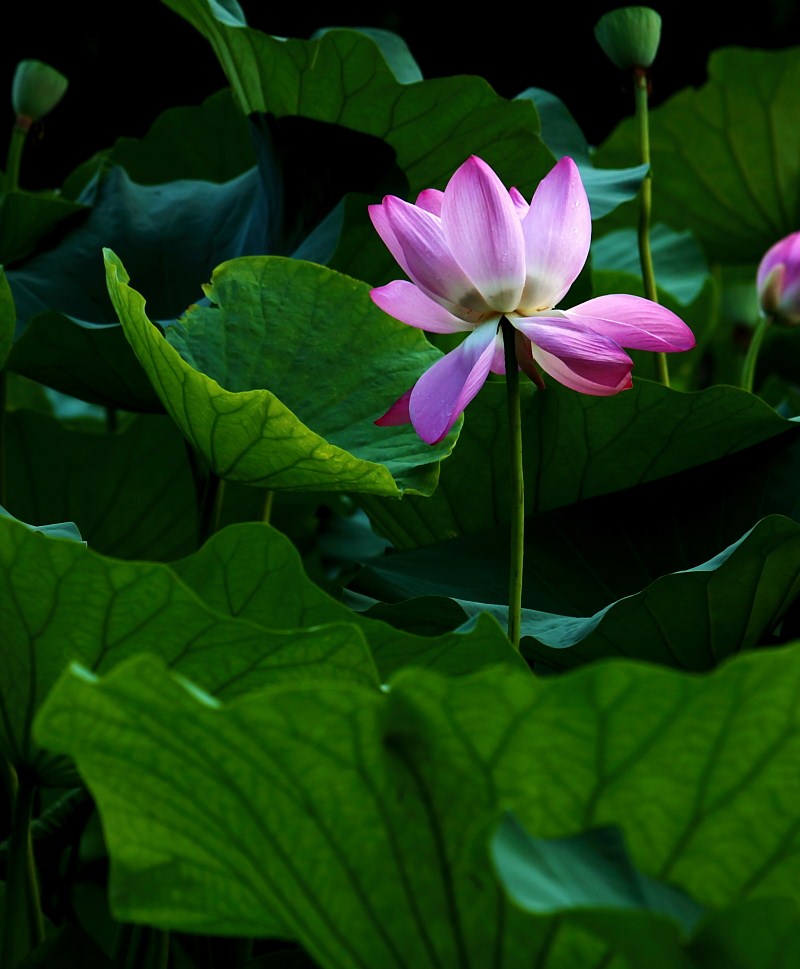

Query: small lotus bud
<box><xmin>757</xmin><ymin>231</ymin><xmax>800</xmax><ymax>326</ymax></box>
<box><xmin>12</xmin><ymin>60</ymin><xmax>68</xmax><ymax>124</ymax></box>
<box><xmin>594</xmin><ymin>7</ymin><xmax>662</xmax><ymax>71</ymax></box>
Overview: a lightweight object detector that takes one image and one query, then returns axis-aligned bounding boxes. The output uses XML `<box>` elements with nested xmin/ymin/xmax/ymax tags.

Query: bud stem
<box><xmin>634</xmin><ymin>68</ymin><xmax>670</xmax><ymax>387</ymax></box>
<box><xmin>5</xmin><ymin>121</ymin><xmax>29</xmax><ymax>194</ymax></box>
<box><xmin>741</xmin><ymin>313</ymin><xmax>771</xmax><ymax>393</ymax></box>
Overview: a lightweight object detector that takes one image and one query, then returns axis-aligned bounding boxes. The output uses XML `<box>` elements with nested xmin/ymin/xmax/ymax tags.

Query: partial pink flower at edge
<box><xmin>757</xmin><ymin>230</ymin><xmax>800</xmax><ymax>326</ymax></box>
<box><xmin>370</xmin><ymin>155</ymin><xmax>695</xmax><ymax>445</ymax></box>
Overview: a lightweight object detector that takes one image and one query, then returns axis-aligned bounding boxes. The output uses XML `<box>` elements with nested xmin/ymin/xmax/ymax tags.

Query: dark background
<box><xmin>3</xmin><ymin>0</ymin><xmax>800</xmax><ymax>189</ymax></box>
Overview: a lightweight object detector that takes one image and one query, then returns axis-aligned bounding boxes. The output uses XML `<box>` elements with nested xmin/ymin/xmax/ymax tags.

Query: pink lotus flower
<box><xmin>369</xmin><ymin>155</ymin><xmax>695</xmax><ymax>444</ymax></box>
<box><xmin>757</xmin><ymin>230</ymin><xmax>800</xmax><ymax>326</ymax></box>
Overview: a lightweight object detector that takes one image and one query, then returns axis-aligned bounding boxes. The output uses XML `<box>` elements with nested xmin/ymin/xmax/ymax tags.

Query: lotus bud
<box><xmin>12</xmin><ymin>60</ymin><xmax>68</xmax><ymax>127</ymax></box>
<box><xmin>757</xmin><ymin>231</ymin><xmax>800</xmax><ymax>326</ymax></box>
<box><xmin>594</xmin><ymin>7</ymin><xmax>662</xmax><ymax>71</ymax></box>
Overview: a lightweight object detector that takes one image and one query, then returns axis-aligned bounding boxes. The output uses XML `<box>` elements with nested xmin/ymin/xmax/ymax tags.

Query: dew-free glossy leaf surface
<box><xmin>521</xmin><ymin>515</ymin><xmax>800</xmax><ymax>669</ymax></box>
<box><xmin>106</xmin><ymin>250</ymin><xmax>453</xmax><ymax>495</ymax></box>
<box><xmin>0</xmin><ymin>514</ymin><xmax>378</xmax><ymax>783</ymax></box>
<box><xmin>0</xmin><ymin>511</ymin><xmax>523</xmax><ymax>783</ymax></box>
<box><xmin>35</xmin><ymin>645</ymin><xmax>800</xmax><ymax>963</ymax></box>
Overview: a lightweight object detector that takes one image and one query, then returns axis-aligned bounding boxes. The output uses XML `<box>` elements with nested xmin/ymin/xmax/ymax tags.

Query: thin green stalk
<box><xmin>4</xmin><ymin>121</ymin><xmax>29</xmax><ymax>194</ymax></box>
<box><xmin>1</xmin><ymin>763</ymin><xmax>45</xmax><ymax>969</ymax></box>
<box><xmin>634</xmin><ymin>68</ymin><xmax>670</xmax><ymax>387</ymax></box>
<box><xmin>501</xmin><ymin>318</ymin><xmax>524</xmax><ymax>651</ymax></box>
<box><xmin>261</xmin><ymin>489</ymin><xmax>274</xmax><ymax>525</ymax></box>
<box><xmin>741</xmin><ymin>313</ymin><xmax>771</xmax><ymax>393</ymax></box>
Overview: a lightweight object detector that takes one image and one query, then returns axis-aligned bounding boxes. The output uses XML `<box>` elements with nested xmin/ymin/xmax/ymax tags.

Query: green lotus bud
<box><xmin>594</xmin><ymin>7</ymin><xmax>662</xmax><ymax>71</ymax></box>
<box><xmin>12</xmin><ymin>60</ymin><xmax>68</xmax><ymax>124</ymax></box>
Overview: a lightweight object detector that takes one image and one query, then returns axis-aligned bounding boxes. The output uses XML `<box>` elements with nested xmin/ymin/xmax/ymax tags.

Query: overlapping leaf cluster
<box><xmin>3</xmin><ymin>2</ymin><xmax>800</xmax><ymax>966</ymax></box>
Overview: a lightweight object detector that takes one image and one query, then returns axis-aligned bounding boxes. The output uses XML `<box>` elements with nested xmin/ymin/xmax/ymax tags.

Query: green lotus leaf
<box><xmin>686</xmin><ymin>897</ymin><xmax>800</xmax><ymax>969</ymax></box>
<box><xmin>160</xmin><ymin>1</ymin><xmax>553</xmax><ymax>199</ymax></box>
<box><xmin>0</xmin><ymin>504</ymin><xmax>83</xmax><ymax>543</ymax></box>
<box><xmin>170</xmin><ymin>522</ymin><xmax>524</xmax><ymax>680</ymax></box>
<box><xmin>312</xmin><ymin>27</ymin><xmax>423</xmax><ymax>85</ymax></box>
<box><xmin>595</xmin><ymin>47</ymin><xmax>800</xmax><ymax>264</ymax></box>
<box><xmin>0</xmin><ymin>513</ymin><xmax>379</xmax><ymax>784</ymax></box>
<box><xmin>4</xmin><ymin>411</ymin><xmax>197</xmax><ymax>560</ymax></box>
<box><xmin>0</xmin><ymin>189</ymin><xmax>85</xmax><ymax>266</ymax></box>
<box><xmin>34</xmin><ymin>644</ymin><xmax>800</xmax><ymax>962</ymax></box>
<box><xmin>516</xmin><ymin>86</ymin><xmax>650</xmax><ymax>219</ymax></box>
<box><xmin>492</xmin><ymin>814</ymin><xmax>701</xmax><ymax>967</ymax></box>
<box><xmin>107</xmin><ymin>88</ymin><xmax>255</xmax><ymax>185</ymax></box>
<box><xmin>360</xmin><ymin>379</ymin><xmax>797</xmax><ymax>548</ymax></box>
<box><xmin>592</xmin><ymin>225</ymin><xmax>710</xmax><ymax>307</ymax></box>
<box><xmin>492</xmin><ymin>813</ymin><xmax>702</xmax><ymax>927</ymax></box>
<box><xmin>0</xmin><ymin>512</ymin><xmax>521</xmax><ymax>784</ymax></box>
<box><xmin>105</xmin><ymin>249</ymin><xmax>453</xmax><ymax>495</ymax></box>
<box><xmin>517</xmin><ymin>515</ymin><xmax>800</xmax><ymax>669</ymax></box>
<box><xmin>355</xmin><ymin>513</ymin><xmax>800</xmax><ymax>671</ymax></box>
<box><xmin>8</xmin><ymin>164</ymin><xmax>272</xmax><ymax>409</ymax></box>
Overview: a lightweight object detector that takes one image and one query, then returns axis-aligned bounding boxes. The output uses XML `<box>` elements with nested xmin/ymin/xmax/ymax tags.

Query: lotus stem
<box><xmin>5</xmin><ymin>121</ymin><xmax>29</xmax><ymax>194</ymax></box>
<box><xmin>634</xmin><ymin>68</ymin><xmax>670</xmax><ymax>387</ymax></box>
<box><xmin>741</xmin><ymin>313</ymin><xmax>771</xmax><ymax>393</ymax></box>
<box><xmin>501</xmin><ymin>318</ymin><xmax>524</xmax><ymax>651</ymax></box>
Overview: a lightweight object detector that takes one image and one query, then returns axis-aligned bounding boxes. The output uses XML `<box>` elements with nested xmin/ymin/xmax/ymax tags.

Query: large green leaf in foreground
<box><xmin>35</xmin><ymin>644</ymin><xmax>800</xmax><ymax>965</ymax></box>
<box><xmin>0</xmin><ymin>515</ymin><xmax>519</xmax><ymax>782</ymax></box>
<box><xmin>105</xmin><ymin>250</ymin><xmax>454</xmax><ymax>495</ymax></box>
